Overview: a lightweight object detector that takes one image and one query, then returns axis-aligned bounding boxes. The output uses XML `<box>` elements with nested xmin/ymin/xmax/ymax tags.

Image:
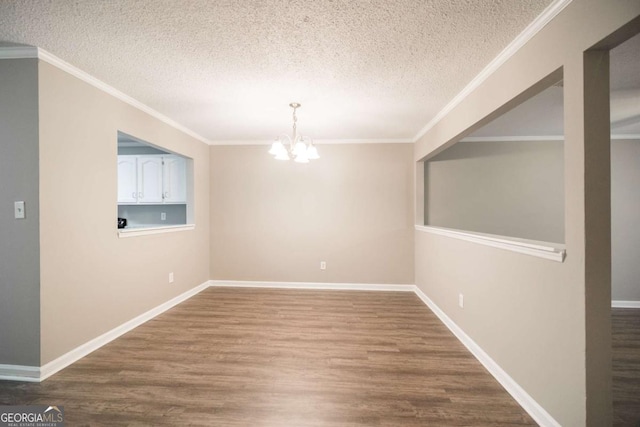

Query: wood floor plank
<box><xmin>612</xmin><ymin>307</ymin><xmax>640</xmax><ymax>427</ymax></box>
<box><xmin>0</xmin><ymin>288</ymin><xmax>538</xmax><ymax>425</ymax></box>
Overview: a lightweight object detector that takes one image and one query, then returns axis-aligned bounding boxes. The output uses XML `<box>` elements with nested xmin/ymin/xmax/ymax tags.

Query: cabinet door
<box><xmin>162</xmin><ymin>155</ymin><xmax>187</xmax><ymax>203</ymax></box>
<box><xmin>117</xmin><ymin>156</ymin><xmax>138</xmax><ymax>204</ymax></box>
<box><xmin>137</xmin><ymin>156</ymin><xmax>164</xmax><ymax>203</ymax></box>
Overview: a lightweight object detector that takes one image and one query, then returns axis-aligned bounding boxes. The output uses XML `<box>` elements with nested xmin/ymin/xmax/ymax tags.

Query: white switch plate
<box><xmin>14</xmin><ymin>201</ymin><xmax>25</xmax><ymax>219</ymax></box>
<box><xmin>320</xmin><ymin>261</ymin><xmax>326</xmax><ymax>270</ymax></box>
<box><xmin>169</xmin><ymin>272</ymin><xmax>174</xmax><ymax>283</ymax></box>
<box><xmin>458</xmin><ymin>293</ymin><xmax>464</xmax><ymax>308</ymax></box>
<box><xmin>161</xmin><ymin>212</ymin><xmax>166</xmax><ymax>221</ymax></box>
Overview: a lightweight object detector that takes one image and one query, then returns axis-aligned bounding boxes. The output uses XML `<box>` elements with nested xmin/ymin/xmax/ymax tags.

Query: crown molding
<box><xmin>1</xmin><ymin>46</ymin><xmax>412</xmax><ymax>147</ymax></box>
<box><xmin>461</xmin><ymin>135</ymin><xmax>565</xmax><ymax>142</ymax></box>
<box><xmin>315</xmin><ymin>138</ymin><xmax>413</xmax><ymax>144</ymax></box>
<box><xmin>1</xmin><ymin>0</ymin><xmax>574</xmax><ymax>148</ymax></box>
<box><xmin>0</xmin><ymin>45</ymin><xmax>213</xmax><ymax>146</ymax></box>
<box><xmin>209</xmin><ymin>138</ymin><xmax>413</xmax><ymax>146</ymax></box>
<box><xmin>35</xmin><ymin>48</ymin><xmax>213</xmax><ymax>145</ymax></box>
<box><xmin>412</xmin><ymin>0</ymin><xmax>573</xmax><ymax>143</ymax></box>
<box><xmin>460</xmin><ymin>134</ymin><xmax>640</xmax><ymax>142</ymax></box>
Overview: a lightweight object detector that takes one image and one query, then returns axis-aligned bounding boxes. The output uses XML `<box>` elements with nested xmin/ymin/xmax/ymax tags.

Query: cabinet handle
<box><xmin>164</xmin><ymin>191</ymin><xmax>169</xmax><ymax>199</ymax></box>
<box><xmin>132</xmin><ymin>192</ymin><xmax>136</xmax><ymax>199</ymax></box>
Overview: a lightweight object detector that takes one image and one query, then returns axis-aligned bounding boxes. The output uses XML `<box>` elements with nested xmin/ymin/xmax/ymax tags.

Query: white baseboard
<box><xmin>212</xmin><ymin>281</ymin><xmax>560</xmax><ymax>425</ymax></box>
<box><xmin>39</xmin><ymin>281</ymin><xmax>210</xmax><ymax>381</ymax></box>
<box><xmin>0</xmin><ymin>278</ymin><xmax>561</xmax><ymax>427</ymax></box>
<box><xmin>0</xmin><ymin>364</ymin><xmax>40</xmax><ymax>382</ymax></box>
<box><xmin>412</xmin><ymin>286</ymin><xmax>561</xmax><ymax>427</ymax></box>
<box><xmin>209</xmin><ymin>279</ymin><xmax>415</xmax><ymax>292</ymax></box>
<box><xmin>612</xmin><ymin>300</ymin><xmax>640</xmax><ymax>308</ymax></box>
<box><xmin>0</xmin><ymin>281</ymin><xmax>210</xmax><ymax>383</ymax></box>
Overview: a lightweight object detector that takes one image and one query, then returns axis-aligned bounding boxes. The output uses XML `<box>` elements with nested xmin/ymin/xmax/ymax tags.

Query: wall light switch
<box><xmin>14</xmin><ymin>201</ymin><xmax>25</xmax><ymax>219</ymax></box>
<box><xmin>320</xmin><ymin>261</ymin><xmax>327</xmax><ymax>270</ymax></box>
<box><xmin>161</xmin><ymin>212</ymin><xmax>167</xmax><ymax>221</ymax></box>
<box><xmin>169</xmin><ymin>272</ymin><xmax>174</xmax><ymax>283</ymax></box>
<box><xmin>458</xmin><ymin>293</ymin><xmax>464</xmax><ymax>308</ymax></box>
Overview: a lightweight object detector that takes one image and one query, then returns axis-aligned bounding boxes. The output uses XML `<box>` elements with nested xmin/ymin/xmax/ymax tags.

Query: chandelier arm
<box><xmin>279</xmin><ymin>134</ymin><xmax>293</xmax><ymax>152</ymax></box>
<box><xmin>270</xmin><ymin>102</ymin><xmax>317</xmax><ymax>161</ymax></box>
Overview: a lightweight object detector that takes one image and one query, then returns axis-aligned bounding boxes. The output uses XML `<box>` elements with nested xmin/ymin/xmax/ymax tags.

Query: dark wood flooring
<box><xmin>1</xmin><ymin>288</ymin><xmax>539</xmax><ymax>425</ymax></box>
<box><xmin>613</xmin><ymin>307</ymin><xmax>640</xmax><ymax>427</ymax></box>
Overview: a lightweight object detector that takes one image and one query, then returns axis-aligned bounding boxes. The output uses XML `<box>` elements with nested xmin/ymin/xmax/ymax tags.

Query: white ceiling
<box><xmin>0</xmin><ymin>0</ymin><xmax>556</xmax><ymax>143</ymax></box>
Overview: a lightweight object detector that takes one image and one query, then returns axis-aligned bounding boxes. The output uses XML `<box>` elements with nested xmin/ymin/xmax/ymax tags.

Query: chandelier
<box><xmin>268</xmin><ymin>102</ymin><xmax>319</xmax><ymax>163</ymax></box>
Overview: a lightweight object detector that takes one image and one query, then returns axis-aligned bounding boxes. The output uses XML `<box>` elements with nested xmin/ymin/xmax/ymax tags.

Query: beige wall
<box><xmin>612</xmin><ymin>139</ymin><xmax>640</xmax><ymax>301</ymax></box>
<box><xmin>210</xmin><ymin>144</ymin><xmax>414</xmax><ymax>285</ymax></box>
<box><xmin>6</xmin><ymin>5</ymin><xmax>636</xmax><ymax>427</ymax></box>
<box><xmin>425</xmin><ymin>140</ymin><xmax>564</xmax><ymax>243</ymax></box>
<box><xmin>424</xmin><ymin>137</ymin><xmax>640</xmax><ymax>301</ymax></box>
<box><xmin>415</xmin><ymin>1</ymin><xmax>639</xmax><ymax>425</ymax></box>
<box><xmin>38</xmin><ymin>61</ymin><xmax>210</xmax><ymax>365</ymax></box>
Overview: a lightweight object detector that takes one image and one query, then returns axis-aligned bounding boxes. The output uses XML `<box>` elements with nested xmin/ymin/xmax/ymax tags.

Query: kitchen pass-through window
<box><xmin>116</xmin><ymin>131</ymin><xmax>194</xmax><ymax>236</ymax></box>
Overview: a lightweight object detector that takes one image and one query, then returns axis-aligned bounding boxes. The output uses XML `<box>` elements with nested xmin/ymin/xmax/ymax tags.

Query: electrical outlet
<box><xmin>320</xmin><ymin>261</ymin><xmax>326</xmax><ymax>270</ymax></box>
<box><xmin>14</xmin><ymin>201</ymin><xmax>25</xmax><ymax>219</ymax></box>
<box><xmin>458</xmin><ymin>293</ymin><xmax>464</xmax><ymax>308</ymax></box>
<box><xmin>161</xmin><ymin>212</ymin><xmax>167</xmax><ymax>221</ymax></box>
<box><xmin>169</xmin><ymin>272</ymin><xmax>174</xmax><ymax>283</ymax></box>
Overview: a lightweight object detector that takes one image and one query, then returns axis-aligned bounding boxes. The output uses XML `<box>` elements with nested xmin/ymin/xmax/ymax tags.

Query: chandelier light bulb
<box><xmin>293</xmin><ymin>141</ymin><xmax>307</xmax><ymax>156</ymax></box>
<box><xmin>294</xmin><ymin>152</ymin><xmax>309</xmax><ymax>163</ymax></box>
<box><xmin>306</xmin><ymin>144</ymin><xmax>319</xmax><ymax>160</ymax></box>
<box><xmin>269</xmin><ymin>139</ymin><xmax>285</xmax><ymax>156</ymax></box>
<box><xmin>275</xmin><ymin>150</ymin><xmax>290</xmax><ymax>160</ymax></box>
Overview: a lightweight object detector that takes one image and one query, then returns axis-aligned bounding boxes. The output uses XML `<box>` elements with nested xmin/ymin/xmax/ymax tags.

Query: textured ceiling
<box><xmin>0</xmin><ymin>0</ymin><xmax>555</xmax><ymax>142</ymax></box>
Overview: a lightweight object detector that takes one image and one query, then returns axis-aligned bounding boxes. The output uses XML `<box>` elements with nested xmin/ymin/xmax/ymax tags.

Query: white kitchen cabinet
<box><xmin>137</xmin><ymin>156</ymin><xmax>164</xmax><ymax>203</ymax></box>
<box><xmin>162</xmin><ymin>155</ymin><xmax>187</xmax><ymax>203</ymax></box>
<box><xmin>118</xmin><ymin>155</ymin><xmax>187</xmax><ymax>205</ymax></box>
<box><xmin>117</xmin><ymin>156</ymin><xmax>138</xmax><ymax>203</ymax></box>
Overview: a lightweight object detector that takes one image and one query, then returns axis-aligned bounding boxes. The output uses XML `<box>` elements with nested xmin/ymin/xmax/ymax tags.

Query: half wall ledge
<box><xmin>415</xmin><ymin>225</ymin><xmax>566</xmax><ymax>262</ymax></box>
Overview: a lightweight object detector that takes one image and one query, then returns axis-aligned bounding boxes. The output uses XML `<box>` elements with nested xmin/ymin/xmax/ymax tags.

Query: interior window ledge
<box><xmin>118</xmin><ymin>224</ymin><xmax>195</xmax><ymax>238</ymax></box>
<box><xmin>415</xmin><ymin>225</ymin><xmax>566</xmax><ymax>262</ymax></box>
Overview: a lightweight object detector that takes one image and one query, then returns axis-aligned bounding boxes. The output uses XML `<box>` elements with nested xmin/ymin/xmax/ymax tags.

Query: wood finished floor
<box><xmin>0</xmin><ymin>288</ymin><xmax>539</xmax><ymax>426</ymax></box>
<box><xmin>613</xmin><ymin>308</ymin><xmax>640</xmax><ymax>427</ymax></box>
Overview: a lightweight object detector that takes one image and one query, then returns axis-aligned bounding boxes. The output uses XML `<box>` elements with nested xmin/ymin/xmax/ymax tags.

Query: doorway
<box><xmin>609</xmin><ymin>30</ymin><xmax>640</xmax><ymax>426</ymax></box>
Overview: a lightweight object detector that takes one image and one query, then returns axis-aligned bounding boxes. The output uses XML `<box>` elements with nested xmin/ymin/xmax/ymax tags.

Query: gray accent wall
<box><xmin>425</xmin><ymin>140</ymin><xmax>565</xmax><ymax>244</ymax></box>
<box><xmin>612</xmin><ymin>139</ymin><xmax>640</xmax><ymax>301</ymax></box>
<box><xmin>423</xmin><ymin>138</ymin><xmax>640</xmax><ymax>301</ymax></box>
<box><xmin>0</xmin><ymin>59</ymin><xmax>40</xmax><ymax>366</ymax></box>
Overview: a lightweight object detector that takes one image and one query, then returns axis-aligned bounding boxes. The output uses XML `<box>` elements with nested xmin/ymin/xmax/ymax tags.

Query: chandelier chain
<box><xmin>292</xmin><ymin>105</ymin><xmax>297</xmax><ymax>139</ymax></box>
